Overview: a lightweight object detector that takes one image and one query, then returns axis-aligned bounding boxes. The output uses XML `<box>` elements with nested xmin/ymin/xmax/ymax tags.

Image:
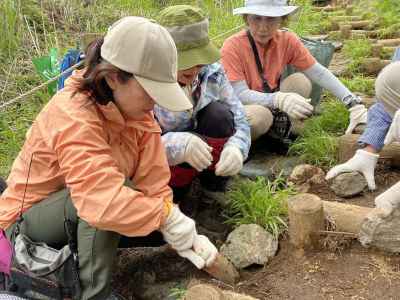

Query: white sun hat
<box><xmin>233</xmin><ymin>0</ymin><xmax>299</xmax><ymax>17</ymax></box>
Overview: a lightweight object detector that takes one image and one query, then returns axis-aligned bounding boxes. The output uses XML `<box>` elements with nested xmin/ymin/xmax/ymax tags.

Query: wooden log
<box><xmin>331</xmin><ymin>15</ymin><xmax>362</xmax><ymax>22</ymax></box>
<box><xmin>288</xmin><ymin>193</ymin><xmax>325</xmax><ymax>249</ymax></box>
<box><xmin>204</xmin><ymin>253</ymin><xmax>240</xmax><ymax>285</ymax></box>
<box><xmin>338</xmin><ymin>20</ymin><xmax>372</xmax><ymax>30</ymax></box>
<box><xmin>377</xmin><ymin>38</ymin><xmax>400</xmax><ymax>47</ymax></box>
<box><xmin>322</xmin><ymin>201</ymin><xmax>373</xmax><ymax>234</ymax></box>
<box><xmin>340</xmin><ymin>24</ymin><xmax>352</xmax><ymax>39</ymax></box>
<box><xmin>371</xmin><ymin>44</ymin><xmax>383</xmax><ymax>57</ymax></box>
<box><xmin>359</xmin><ymin>57</ymin><xmax>391</xmax><ymax>75</ymax></box>
<box><xmin>337</xmin><ymin>134</ymin><xmax>400</xmax><ymax>167</ymax></box>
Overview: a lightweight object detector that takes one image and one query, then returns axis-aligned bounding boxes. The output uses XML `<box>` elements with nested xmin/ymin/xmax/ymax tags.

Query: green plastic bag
<box><xmin>32</xmin><ymin>48</ymin><xmax>60</xmax><ymax>96</ymax></box>
<box><xmin>282</xmin><ymin>37</ymin><xmax>335</xmax><ymax>106</ymax></box>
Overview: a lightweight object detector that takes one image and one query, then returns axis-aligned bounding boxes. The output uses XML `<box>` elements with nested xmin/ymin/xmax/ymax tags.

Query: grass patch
<box><xmin>342</xmin><ymin>39</ymin><xmax>372</xmax><ymax>73</ymax></box>
<box><xmin>224</xmin><ymin>176</ymin><xmax>295</xmax><ymax>238</ymax></box>
<box><xmin>289</xmin><ymin>100</ymin><xmax>349</xmax><ymax>168</ymax></box>
<box><xmin>339</xmin><ymin>75</ymin><xmax>375</xmax><ymax>96</ymax></box>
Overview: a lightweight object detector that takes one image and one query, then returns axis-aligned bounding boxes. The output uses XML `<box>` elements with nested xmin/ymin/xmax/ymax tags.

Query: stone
<box><xmin>184</xmin><ymin>283</ymin><xmax>259</xmax><ymax>300</ymax></box>
<box><xmin>329</xmin><ymin>172</ymin><xmax>367</xmax><ymax>198</ymax></box>
<box><xmin>289</xmin><ymin>164</ymin><xmax>325</xmax><ymax>185</ymax></box>
<box><xmin>220</xmin><ymin>224</ymin><xmax>278</xmax><ymax>269</ymax></box>
<box><xmin>359</xmin><ymin>208</ymin><xmax>400</xmax><ymax>253</ymax></box>
<box><xmin>240</xmin><ymin>154</ymin><xmax>301</xmax><ymax>180</ymax></box>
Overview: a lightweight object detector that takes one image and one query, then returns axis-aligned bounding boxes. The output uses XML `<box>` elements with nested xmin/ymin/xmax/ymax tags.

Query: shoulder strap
<box><xmin>246</xmin><ymin>30</ymin><xmax>273</xmax><ymax>93</ymax></box>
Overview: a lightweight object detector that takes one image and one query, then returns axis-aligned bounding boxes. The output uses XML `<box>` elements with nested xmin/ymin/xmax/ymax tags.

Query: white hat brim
<box><xmin>233</xmin><ymin>6</ymin><xmax>298</xmax><ymax>17</ymax></box>
<box><xmin>136</xmin><ymin>76</ymin><xmax>193</xmax><ymax>112</ymax></box>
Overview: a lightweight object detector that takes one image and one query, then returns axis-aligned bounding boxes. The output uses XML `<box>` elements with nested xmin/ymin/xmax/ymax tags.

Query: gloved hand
<box><xmin>375</xmin><ymin>181</ymin><xmax>400</xmax><ymax>217</ymax></box>
<box><xmin>160</xmin><ymin>205</ymin><xmax>197</xmax><ymax>252</ymax></box>
<box><xmin>325</xmin><ymin>149</ymin><xmax>379</xmax><ymax>190</ymax></box>
<box><xmin>345</xmin><ymin>104</ymin><xmax>368</xmax><ymax>135</ymax></box>
<box><xmin>178</xmin><ymin>235</ymin><xmax>218</xmax><ymax>269</ymax></box>
<box><xmin>215</xmin><ymin>146</ymin><xmax>243</xmax><ymax>176</ymax></box>
<box><xmin>184</xmin><ymin>133</ymin><xmax>213</xmax><ymax>172</ymax></box>
<box><xmin>273</xmin><ymin>92</ymin><xmax>314</xmax><ymax>120</ymax></box>
<box><xmin>384</xmin><ymin>109</ymin><xmax>400</xmax><ymax>145</ymax></box>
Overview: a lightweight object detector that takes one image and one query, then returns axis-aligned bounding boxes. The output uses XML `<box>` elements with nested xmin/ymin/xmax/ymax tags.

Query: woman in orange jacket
<box><xmin>0</xmin><ymin>17</ymin><xmax>217</xmax><ymax>299</ymax></box>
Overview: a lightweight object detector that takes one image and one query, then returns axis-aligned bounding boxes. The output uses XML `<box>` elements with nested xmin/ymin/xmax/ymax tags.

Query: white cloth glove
<box><xmin>178</xmin><ymin>235</ymin><xmax>218</xmax><ymax>269</ymax></box>
<box><xmin>375</xmin><ymin>181</ymin><xmax>400</xmax><ymax>217</ymax></box>
<box><xmin>160</xmin><ymin>206</ymin><xmax>197</xmax><ymax>252</ymax></box>
<box><xmin>215</xmin><ymin>146</ymin><xmax>243</xmax><ymax>177</ymax></box>
<box><xmin>273</xmin><ymin>92</ymin><xmax>314</xmax><ymax>119</ymax></box>
<box><xmin>184</xmin><ymin>133</ymin><xmax>213</xmax><ymax>172</ymax></box>
<box><xmin>345</xmin><ymin>104</ymin><xmax>368</xmax><ymax>135</ymax></box>
<box><xmin>325</xmin><ymin>149</ymin><xmax>379</xmax><ymax>190</ymax></box>
<box><xmin>384</xmin><ymin>109</ymin><xmax>400</xmax><ymax>145</ymax></box>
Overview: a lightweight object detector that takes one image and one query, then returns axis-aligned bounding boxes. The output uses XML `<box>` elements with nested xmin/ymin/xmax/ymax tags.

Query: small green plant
<box><xmin>339</xmin><ymin>76</ymin><xmax>375</xmax><ymax>96</ymax></box>
<box><xmin>168</xmin><ymin>286</ymin><xmax>187</xmax><ymax>300</ymax></box>
<box><xmin>224</xmin><ymin>176</ymin><xmax>295</xmax><ymax>237</ymax></box>
<box><xmin>342</xmin><ymin>39</ymin><xmax>372</xmax><ymax>73</ymax></box>
<box><xmin>289</xmin><ymin>100</ymin><xmax>348</xmax><ymax>168</ymax></box>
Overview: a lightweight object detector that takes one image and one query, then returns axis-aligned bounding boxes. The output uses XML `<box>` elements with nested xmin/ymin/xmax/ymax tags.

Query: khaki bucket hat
<box><xmin>101</xmin><ymin>16</ymin><xmax>192</xmax><ymax>112</ymax></box>
<box><xmin>158</xmin><ymin>5</ymin><xmax>221</xmax><ymax>71</ymax></box>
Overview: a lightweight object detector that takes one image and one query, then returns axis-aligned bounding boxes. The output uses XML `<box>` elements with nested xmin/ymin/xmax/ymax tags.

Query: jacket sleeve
<box><xmin>216</xmin><ymin>66</ymin><xmax>251</xmax><ymax>160</ymax></box>
<box><xmin>46</xmin><ymin>106</ymin><xmax>171</xmax><ymax>237</ymax></box>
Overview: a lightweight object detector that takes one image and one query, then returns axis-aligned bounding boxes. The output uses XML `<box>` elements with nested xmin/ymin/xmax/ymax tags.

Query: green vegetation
<box><xmin>168</xmin><ymin>285</ymin><xmax>187</xmax><ymax>300</ymax></box>
<box><xmin>225</xmin><ymin>176</ymin><xmax>295</xmax><ymax>237</ymax></box>
<box><xmin>339</xmin><ymin>76</ymin><xmax>375</xmax><ymax>96</ymax></box>
<box><xmin>289</xmin><ymin>100</ymin><xmax>349</xmax><ymax>168</ymax></box>
<box><xmin>342</xmin><ymin>39</ymin><xmax>372</xmax><ymax>73</ymax></box>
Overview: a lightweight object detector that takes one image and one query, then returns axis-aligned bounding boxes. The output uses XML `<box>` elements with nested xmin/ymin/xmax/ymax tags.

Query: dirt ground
<box><xmin>112</xmin><ymin>164</ymin><xmax>400</xmax><ymax>300</ymax></box>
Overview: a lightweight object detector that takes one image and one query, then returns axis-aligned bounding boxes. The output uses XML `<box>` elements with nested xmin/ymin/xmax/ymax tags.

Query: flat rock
<box><xmin>184</xmin><ymin>284</ymin><xmax>259</xmax><ymax>300</ymax></box>
<box><xmin>329</xmin><ymin>172</ymin><xmax>367</xmax><ymax>198</ymax></box>
<box><xmin>359</xmin><ymin>208</ymin><xmax>400</xmax><ymax>253</ymax></box>
<box><xmin>240</xmin><ymin>154</ymin><xmax>301</xmax><ymax>180</ymax></box>
<box><xmin>220</xmin><ymin>224</ymin><xmax>278</xmax><ymax>269</ymax></box>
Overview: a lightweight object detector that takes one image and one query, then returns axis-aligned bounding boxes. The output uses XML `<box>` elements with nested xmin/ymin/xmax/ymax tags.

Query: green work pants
<box><xmin>6</xmin><ymin>187</ymin><xmax>165</xmax><ymax>300</ymax></box>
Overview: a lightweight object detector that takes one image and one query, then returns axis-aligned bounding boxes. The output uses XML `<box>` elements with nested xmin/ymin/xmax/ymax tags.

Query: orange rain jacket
<box><xmin>0</xmin><ymin>71</ymin><xmax>173</xmax><ymax>236</ymax></box>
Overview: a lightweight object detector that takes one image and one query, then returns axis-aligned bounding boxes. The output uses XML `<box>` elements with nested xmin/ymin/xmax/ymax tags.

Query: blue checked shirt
<box><xmin>154</xmin><ymin>63</ymin><xmax>251</xmax><ymax>166</ymax></box>
<box><xmin>358</xmin><ymin>47</ymin><xmax>399</xmax><ymax>150</ymax></box>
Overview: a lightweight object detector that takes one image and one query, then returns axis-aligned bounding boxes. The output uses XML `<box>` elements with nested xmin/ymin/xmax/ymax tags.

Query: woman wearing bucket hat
<box><xmin>326</xmin><ymin>53</ymin><xmax>400</xmax><ymax>193</ymax></box>
<box><xmin>0</xmin><ymin>17</ymin><xmax>218</xmax><ymax>299</ymax></box>
<box><xmin>155</xmin><ymin>5</ymin><xmax>251</xmax><ymax>208</ymax></box>
<box><xmin>327</xmin><ymin>62</ymin><xmax>400</xmax><ymax>216</ymax></box>
<box><xmin>221</xmin><ymin>0</ymin><xmax>367</xmax><ymax>142</ymax></box>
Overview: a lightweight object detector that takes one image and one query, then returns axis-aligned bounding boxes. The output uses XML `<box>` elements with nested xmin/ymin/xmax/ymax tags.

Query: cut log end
<box><xmin>288</xmin><ymin>193</ymin><xmax>325</xmax><ymax>249</ymax></box>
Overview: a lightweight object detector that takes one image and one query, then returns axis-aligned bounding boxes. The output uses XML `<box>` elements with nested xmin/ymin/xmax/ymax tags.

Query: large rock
<box><xmin>329</xmin><ymin>172</ymin><xmax>367</xmax><ymax>197</ymax></box>
<box><xmin>184</xmin><ymin>283</ymin><xmax>259</xmax><ymax>300</ymax></box>
<box><xmin>220</xmin><ymin>224</ymin><xmax>278</xmax><ymax>269</ymax></box>
<box><xmin>359</xmin><ymin>208</ymin><xmax>400</xmax><ymax>253</ymax></box>
<box><xmin>240</xmin><ymin>154</ymin><xmax>301</xmax><ymax>180</ymax></box>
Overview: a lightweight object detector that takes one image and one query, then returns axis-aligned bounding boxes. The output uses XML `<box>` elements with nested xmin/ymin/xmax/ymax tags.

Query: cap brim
<box><xmin>136</xmin><ymin>76</ymin><xmax>193</xmax><ymax>112</ymax></box>
<box><xmin>233</xmin><ymin>6</ymin><xmax>298</xmax><ymax>17</ymax></box>
<box><xmin>178</xmin><ymin>42</ymin><xmax>221</xmax><ymax>70</ymax></box>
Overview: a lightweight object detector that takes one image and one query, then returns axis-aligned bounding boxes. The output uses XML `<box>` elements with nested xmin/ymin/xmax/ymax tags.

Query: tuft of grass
<box><xmin>289</xmin><ymin>100</ymin><xmax>349</xmax><ymax>168</ymax></box>
<box><xmin>224</xmin><ymin>176</ymin><xmax>295</xmax><ymax>238</ymax></box>
<box><xmin>168</xmin><ymin>286</ymin><xmax>187</xmax><ymax>300</ymax></box>
<box><xmin>339</xmin><ymin>76</ymin><xmax>375</xmax><ymax>96</ymax></box>
<box><xmin>342</xmin><ymin>39</ymin><xmax>372</xmax><ymax>73</ymax></box>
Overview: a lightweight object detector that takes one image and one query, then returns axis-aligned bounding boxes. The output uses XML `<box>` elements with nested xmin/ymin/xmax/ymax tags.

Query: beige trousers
<box><xmin>244</xmin><ymin>73</ymin><xmax>312</xmax><ymax>141</ymax></box>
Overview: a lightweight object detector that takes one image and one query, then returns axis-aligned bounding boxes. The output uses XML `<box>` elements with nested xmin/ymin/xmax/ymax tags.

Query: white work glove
<box><xmin>178</xmin><ymin>235</ymin><xmax>218</xmax><ymax>269</ymax></box>
<box><xmin>375</xmin><ymin>181</ymin><xmax>400</xmax><ymax>217</ymax></box>
<box><xmin>345</xmin><ymin>104</ymin><xmax>368</xmax><ymax>135</ymax></box>
<box><xmin>215</xmin><ymin>146</ymin><xmax>243</xmax><ymax>177</ymax></box>
<box><xmin>273</xmin><ymin>92</ymin><xmax>314</xmax><ymax>120</ymax></box>
<box><xmin>184</xmin><ymin>133</ymin><xmax>213</xmax><ymax>172</ymax></box>
<box><xmin>384</xmin><ymin>109</ymin><xmax>400</xmax><ymax>145</ymax></box>
<box><xmin>160</xmin><ymin>206</ymin><xmax>197</xmax><ymax>252</ymax></box>
<box><xmin>325</xmin><ymin>149</ymin><xmax>379</xmax><ymax>190</ymax></box>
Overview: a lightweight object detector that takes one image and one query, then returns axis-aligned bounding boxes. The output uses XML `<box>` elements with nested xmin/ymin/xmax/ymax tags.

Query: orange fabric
<box><xmin>0</xmin><ymin>71</ymin><xmax>173</xmax><ymax>236</ymax></box>
<box><xmin>221</xmin><ymin>30</ymin><xmax>316</xmax><ymax>92</ymax></box>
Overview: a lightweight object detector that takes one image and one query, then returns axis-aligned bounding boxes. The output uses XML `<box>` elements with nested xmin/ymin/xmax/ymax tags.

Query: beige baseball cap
<box><xmin>101</xmin><ymin>16</ymin><xmax>192</xmax><ymax>112</ymax></box>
